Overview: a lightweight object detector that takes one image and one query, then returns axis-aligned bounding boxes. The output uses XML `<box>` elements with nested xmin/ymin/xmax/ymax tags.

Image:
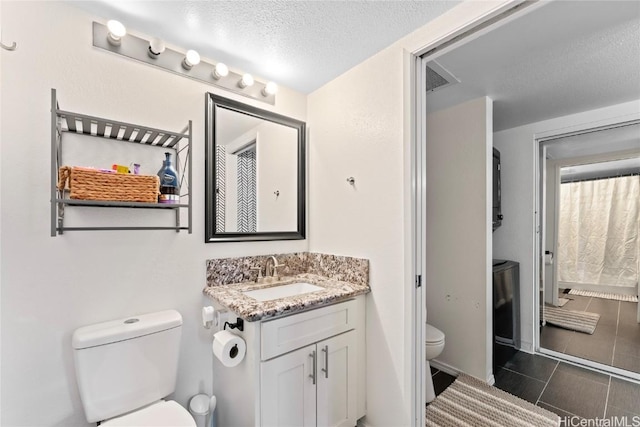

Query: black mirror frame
<box><xmin>205</xmin><ymin>93</ymin><xmax>306</xmax><ymax>242</ymax></box>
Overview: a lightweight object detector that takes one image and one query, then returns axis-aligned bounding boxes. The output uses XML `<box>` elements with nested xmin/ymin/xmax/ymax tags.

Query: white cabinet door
<box><xmin>261</xmin><ymin>344</ymin><xmax>317</xmax><ymax>427</ymax></box>
<box><xmin>316</xmin><ymin>331</ymin><xmax>357</xmax><ymax>427</ymax></box>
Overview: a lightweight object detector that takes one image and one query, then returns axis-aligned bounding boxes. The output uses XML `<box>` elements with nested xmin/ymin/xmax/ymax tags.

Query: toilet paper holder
<box><xmin>224</xmin><ymin>318</ymin><xmax>244</xmax><ymax>332</ymax></box>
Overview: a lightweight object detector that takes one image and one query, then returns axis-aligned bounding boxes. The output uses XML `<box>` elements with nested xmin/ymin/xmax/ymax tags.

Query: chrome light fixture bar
<box><xmin>92</xmin><ymin>22</ymin><xmax>276</xmax><ymax>105</ymax></box>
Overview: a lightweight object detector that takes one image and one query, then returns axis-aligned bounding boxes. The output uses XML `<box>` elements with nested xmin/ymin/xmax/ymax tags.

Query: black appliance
<box><xmin>493</xmin><ymin>148</ymin><xmax>503</xmax><ymax>231</ymax></box>
<box><xmin>492</xmin><ymin>259</ymin><xmax>520</xmax><ymax>372</ymax></box>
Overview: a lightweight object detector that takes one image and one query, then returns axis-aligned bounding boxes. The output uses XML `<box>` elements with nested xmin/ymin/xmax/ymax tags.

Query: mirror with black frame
<box><xmin>205</xmin><ymin>93</ymin><xmax>306</xmax><ymax>242</ymax></box>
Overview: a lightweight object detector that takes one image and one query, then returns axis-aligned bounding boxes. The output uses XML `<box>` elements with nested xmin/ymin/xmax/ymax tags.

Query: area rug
<box><xmin>568</xmin><ymin>289</ymin><xmax>638</xmax><ymax>303</ymax></box>
<box><xmin>425</xmin><ymin>374</ymin><xmax>560</xmax><ymax>426</ymax></box>
<box><xmin>544</xmin><ymin>306</ymin><xmax>600</xmax><ymax>334</ymax></box>
<box><xmin>557</xmin><ymin>298</ymin><xmax>570</xmax><ymax>307</ymax></box>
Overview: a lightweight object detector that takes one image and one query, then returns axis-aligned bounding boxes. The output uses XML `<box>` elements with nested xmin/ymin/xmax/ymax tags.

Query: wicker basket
<box><xmin>57</xmin><ymin>166</ymin><xmax>160</xmax><ymax>203</ymax></box>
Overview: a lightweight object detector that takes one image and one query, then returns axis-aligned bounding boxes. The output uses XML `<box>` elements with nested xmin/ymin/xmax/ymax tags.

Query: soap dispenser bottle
<box><xmin>157</xmin><ymin>152</ymin><xmax>179</xmax><ymax>203</ymax></box>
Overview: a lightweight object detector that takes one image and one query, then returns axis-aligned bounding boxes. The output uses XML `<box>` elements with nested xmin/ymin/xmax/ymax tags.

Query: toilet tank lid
<box><xmin>72</xmin><ymin>310</ymin><xmax>182</xmax><ymax>349</ymax></box>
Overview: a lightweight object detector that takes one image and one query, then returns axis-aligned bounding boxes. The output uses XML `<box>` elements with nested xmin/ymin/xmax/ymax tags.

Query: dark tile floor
<box><xmin>431</xmin><ymin>345</ymin><xmax>640</xmax><ymax>423</ymax></box>
<box><xmin>540</xmin><ymin>294</ymin><xmax>640</xmax><ymax>374</ymax></box>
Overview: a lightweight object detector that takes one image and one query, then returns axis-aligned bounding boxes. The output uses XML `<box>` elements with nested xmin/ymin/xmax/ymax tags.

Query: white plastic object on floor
<box><xmin>189</xmin><ymin>394</ymin><xmax>210</xmax><ymax>427</ymax></box>
<box><xmin>209</xmin><ymin>396</ymin><xmax>217</xmax><ymax>427</ymax></box>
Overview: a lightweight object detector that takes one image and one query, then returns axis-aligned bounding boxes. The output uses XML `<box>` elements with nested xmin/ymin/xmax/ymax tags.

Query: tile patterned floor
<box><xmin>540</xmin><ymin>295</ymin><xmax>640</xmax><ymax>374</ymax></box>
<box><xmin>431</xmin><ymin>346</ymin><xmax>640</xmax><ymax>423</ymax></box>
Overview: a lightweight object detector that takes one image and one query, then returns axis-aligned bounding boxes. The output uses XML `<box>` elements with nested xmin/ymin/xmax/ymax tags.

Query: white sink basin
<box><xmin>242</xmin><ymin>282</ymin><xmax>324</xmax><ymax>302</ymax></box>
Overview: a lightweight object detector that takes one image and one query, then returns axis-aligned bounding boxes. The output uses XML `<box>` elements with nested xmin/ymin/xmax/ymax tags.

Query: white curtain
<box><xmin>557</xmin><ymin>175</ymin><xmax>639</xmax><ymax>288</ymax></box>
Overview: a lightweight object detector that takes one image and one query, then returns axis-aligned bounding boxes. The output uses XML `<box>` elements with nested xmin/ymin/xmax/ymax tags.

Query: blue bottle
<box><xmin>157</xmin><ymin>152</ymin><xmax>179</xmax><ymax>203</ymax></box>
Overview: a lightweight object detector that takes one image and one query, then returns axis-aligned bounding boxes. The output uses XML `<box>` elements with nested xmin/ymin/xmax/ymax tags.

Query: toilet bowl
<box><xmin>425</xmin><ymin>323</ymin><xmax>445</xmax><ymax>403</ymax></box>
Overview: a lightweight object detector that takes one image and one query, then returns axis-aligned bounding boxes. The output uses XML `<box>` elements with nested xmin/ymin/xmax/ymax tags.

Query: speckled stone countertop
<box><xmin>203</xmin><ymin>272</ymin><xmax>370</xmax><ymax>322</ymax></box>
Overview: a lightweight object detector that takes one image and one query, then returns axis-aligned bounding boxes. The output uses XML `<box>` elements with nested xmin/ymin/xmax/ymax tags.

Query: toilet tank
<box><xmin>72</xmin><ymin>310</ymin><xmax>183</xmax><ymax>423</ymax></box>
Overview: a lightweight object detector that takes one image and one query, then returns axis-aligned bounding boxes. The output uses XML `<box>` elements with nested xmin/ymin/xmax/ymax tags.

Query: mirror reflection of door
<box><xmin>214</xmin><ymin>107</ymin><xmax>299</xmax><ymax>233</ymax></box>
<box><xmin>539</xmin><ymin>123</ymin><xmax>640</xmax><ymax>374</ymax></box>
<box><xmin>236</xmin><ymin>143</ymin><xmax>257</xmax><ymax>233</ymax></box>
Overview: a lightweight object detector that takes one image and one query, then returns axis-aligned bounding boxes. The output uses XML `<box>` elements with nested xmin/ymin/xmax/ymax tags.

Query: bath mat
<box><xmin>544</xmin><ymin>306</ymin><xmax>600</xmax><ymax>334</ymax></box>
<box><xmin>426</xmin><ymin>374</ymin><xmax>560</xmax><ymax>426</ymax></box>
<box><xmin>557</xmin><ymin>298</ymin><xmax>570</xmax><ymax>307</ymax></box>
<box><xmin>568</xmin><ymin>289</ymin><xmax>638</xmax><ymax>303</ymax></box>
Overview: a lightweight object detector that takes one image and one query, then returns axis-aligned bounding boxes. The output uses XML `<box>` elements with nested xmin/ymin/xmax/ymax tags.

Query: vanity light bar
<box><xmin>92</xmin><ymin>22</ymin><xmax>276</xmax><ymax>105</ymax></box>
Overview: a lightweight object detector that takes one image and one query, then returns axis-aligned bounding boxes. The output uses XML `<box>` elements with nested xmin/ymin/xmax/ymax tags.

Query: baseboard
<box><xmin>486</xmin><ymin>373</ymin><xmax>495</xmax><ymax>386</ymax></box>
<box><xmin>560</xmin><ymin>281</ymin><xmax>638</xmax><ymax>296</ymax></box>
<box><xmin>429</xmin><ymin>359</ymin><xmax>459</xmax><ymax>377</ymax></box>
<box><xmin>518</xmin><ymin>340</ymin><xmax>534</xmax><ymax>353</ymax></box>
<box><xmin>430</xmin><ymin>360</ymin><xmax>495</xmax><ymax>385</ymax></box>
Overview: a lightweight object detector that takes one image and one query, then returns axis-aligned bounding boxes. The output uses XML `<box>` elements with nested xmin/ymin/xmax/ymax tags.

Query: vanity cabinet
<box><xmin>210</xmin><ymin>296</ymin><xmax>366</xmax><ymax>427</ymax></box>
<box><xmin>261</xmin><ymin>330</ymin><xmax>356</xmax><ymax>427</ymax></box>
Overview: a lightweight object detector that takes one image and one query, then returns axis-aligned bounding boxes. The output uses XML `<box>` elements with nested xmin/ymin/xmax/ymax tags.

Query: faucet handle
<box><xmin>249</xmin><ymin>266</ymin><xmax>263</xmax><ymax>283</ymax></box>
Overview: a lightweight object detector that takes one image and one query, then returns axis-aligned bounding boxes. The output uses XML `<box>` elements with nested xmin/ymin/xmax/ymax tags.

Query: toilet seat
<box><xmin>102</xmin><ymin>400</ymin><xmax>196</xmax><ymax>427</ymax></box>
<box><xmin>425</xmin><ymin>324</ymin><xmax>445</xmax><ymax>345</ymax></box>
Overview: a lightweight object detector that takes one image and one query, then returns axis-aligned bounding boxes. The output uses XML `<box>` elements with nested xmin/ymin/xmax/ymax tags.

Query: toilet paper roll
<box><xmin>212</xmin><ymin>330</ymin><xmax>246</xmax><ymax>367</ymax></box>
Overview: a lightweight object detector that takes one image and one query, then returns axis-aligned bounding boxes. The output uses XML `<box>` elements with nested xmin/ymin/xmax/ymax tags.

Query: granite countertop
<box><xmin>203</xmin><ymin>272</ymin><xmax>370</xmax><ymax>322</ymax></box>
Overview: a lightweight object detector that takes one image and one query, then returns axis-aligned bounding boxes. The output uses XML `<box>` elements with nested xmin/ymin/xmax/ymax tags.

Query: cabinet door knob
<box><xmin>309</xmin><ymin>350</ymin><xmax>317</xmax><ymax>385</ymax></box>
<box><xmin>321</xmin><ymin>345</ymin><xmax>329</xmax><ymax>379</ymax></box>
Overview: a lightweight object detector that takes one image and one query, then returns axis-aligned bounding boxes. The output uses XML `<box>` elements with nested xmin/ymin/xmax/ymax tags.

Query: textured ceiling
<box><xmin>426</xmin><ymin>0</ymin><xmax>640</xmax><ymax>131</ymax></box>
<box><xmin>66</xmin><ymin>0</ymin><xmax>459</xmax><ymax>93</ymax></box>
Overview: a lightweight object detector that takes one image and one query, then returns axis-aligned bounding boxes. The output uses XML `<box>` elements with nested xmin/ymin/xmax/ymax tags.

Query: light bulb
<box><xmin>106</xmin><ymin>20</ymin><xmax>126</xmax><ymax>46</ymax></box>
<box><xmin>182</xmin><ymin>49</ymin><xmax>201</xmax><ymax>70</ymax></box>
<box><xmin>262</xmin><ymin>81</ymin><xmax>278</xmax><ymax>96</ymax></box>
<box><xmin>238</xmin><ymin>73</ymin><xmax>254</xmax><ymax>89</ymax></box>
<box><xmin>212</xmin><ymin>63</ymin><xmax>229</xmax><ymax>80</ymax></box>
<box><xmin>148</xmin><ymin>38</ymin><xmax>165</xmax><ymax>58</ymax></box>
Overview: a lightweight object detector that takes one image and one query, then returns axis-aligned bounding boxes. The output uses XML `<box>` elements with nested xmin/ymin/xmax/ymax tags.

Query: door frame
<box><xmin>540</xmin><ymin>154</ymin><xmax>561</xmax><ymax>309</ymax></box>
<box><xmin>408</xmin><ymin>1</ymin><xmax>540</xmax><ymax>425</ymax></box>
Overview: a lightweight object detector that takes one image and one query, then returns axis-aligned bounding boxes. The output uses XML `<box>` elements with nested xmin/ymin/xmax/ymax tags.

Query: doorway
<box><xmin>537</xmin><ymin>121</ymin><xmax>640</xmax><ymax>377</ymax></box>
<box><xmin>414</xmin><ymin>1</ymin><xmax>640</xmax><ymax>423</ymax></box>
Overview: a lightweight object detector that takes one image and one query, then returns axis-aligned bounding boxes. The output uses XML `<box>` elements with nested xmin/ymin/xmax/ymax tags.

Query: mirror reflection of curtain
<box><xmin>557</xmin><ymin>175</ymin><xmax>640</xmax><ymax>288</ymax></box>
<box><xmin>215</xmin><ymin>145</ymin><xmax>226</xmax><ymax>231</ymax></box>
<box><xmin>237</xmin><ymin>148</ymin><xmax>257</xmax><ymax>232</ymax></box>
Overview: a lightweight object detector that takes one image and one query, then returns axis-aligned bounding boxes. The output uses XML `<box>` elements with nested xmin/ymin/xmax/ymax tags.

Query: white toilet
<box><xmin>425</xmin><ymin>323</ymin><xmax>445</xmax><ymax>403</ymax></box>
<box><xmin>72</xmin><ymin>310</ymin><xmax>196</xmax><ymax>426</ymax></box>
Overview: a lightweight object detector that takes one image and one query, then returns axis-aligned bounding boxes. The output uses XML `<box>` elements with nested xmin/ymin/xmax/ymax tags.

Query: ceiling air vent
<box><xmin>425</xmin><ymin>60</ymin><xmax>460</xmax><ymax>93</ymax></box>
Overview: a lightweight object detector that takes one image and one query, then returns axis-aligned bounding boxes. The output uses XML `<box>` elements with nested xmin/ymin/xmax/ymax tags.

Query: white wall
<box><xmin>0</xmin><ymin>2</ymin><xmax>307</xmax><ymax>426</ymax></box>
<box><xmin>0</xmin><ymin>0</ymin><xmax>4</xmax><ymax>416</ymax></box>
<box><xmin>308</xmin><ymin>47</ymin><xmax>408</xmax><ymax>425</ymax></box>
<box><xmin>493</xmin><ymin>99</ymin><xmax>640</xmax><ymax>353</ymax></box>
<box><xmin>425</xmin><ymin>97</ymin><xmax>494</xmax><ymax>382</ymax></box>
<box><xmin>256</xmin><ymin>122</ymin><xmax>298</xmax><ymax>232</ymax></box>
<box><xmin>307</xmin><ymin>2</ymin><xmax>510</xmax><ymax>424</ymax></box>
